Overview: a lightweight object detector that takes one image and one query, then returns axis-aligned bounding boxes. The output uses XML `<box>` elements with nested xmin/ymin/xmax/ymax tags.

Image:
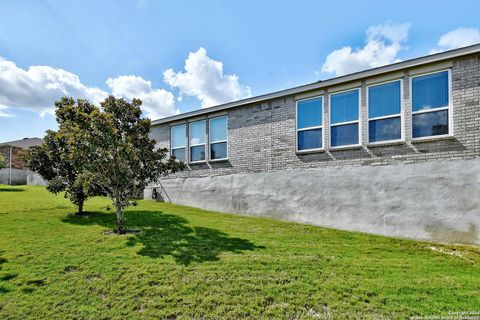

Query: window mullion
<box><xmin>412</xmin><ymin>106</ymin><xmax>449</xmax><ymax>115</ymax></box>
<box><xmin>331</xmin><ymin>120</ymin><xmax>359</xmax><ymax>127</ymax></box>
<box><xmin>369</xmin><ymin>114</ymin><xmax>401</xmax><ymax>121</ymax></box>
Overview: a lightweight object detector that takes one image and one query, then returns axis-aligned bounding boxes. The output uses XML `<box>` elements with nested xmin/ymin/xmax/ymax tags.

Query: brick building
<box><xmin>0</xmin><ymin>137</ymin><xmax>44</xmax><ymax>185</ymax></box>
<box><xmin>145</xmin><ymin>45</ymin><xmax>480</xmax><ymax>245</ymax></box>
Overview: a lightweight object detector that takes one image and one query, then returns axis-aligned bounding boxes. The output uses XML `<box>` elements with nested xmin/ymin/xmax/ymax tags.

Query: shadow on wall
<box><xmin>152</xmin><ymin>183</ymin><xmax>171</xmax><ymax>203</ymax></box>
<box><xmin>297</xmin><ymin>138</ymin><xmax>467</xmax><ymax>164</ymax></box>
<box><xmin>62</xmin><ymin>210</ymin><xmax>264</xmax><ymax>265</ymax></box>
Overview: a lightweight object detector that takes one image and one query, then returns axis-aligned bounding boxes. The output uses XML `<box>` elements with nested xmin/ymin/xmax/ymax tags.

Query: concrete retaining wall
<box><xmin>145</xmin><ymin>158</ymin><xmax>480</xmax><ymax>245</ymax></box>
<box><xmin>27</xmin><ymin>172</ymin><xmax>47</xmax><ymax>186</ymax></box>
<box><xmin>0</xmin><ymin>168</ymin><xmax>29</xmax><ymax>185</ymax></box>
<box><xmin>0</xmin><ymin>169</ymin><xmax>46</xmax><ymax>186</ymax></box>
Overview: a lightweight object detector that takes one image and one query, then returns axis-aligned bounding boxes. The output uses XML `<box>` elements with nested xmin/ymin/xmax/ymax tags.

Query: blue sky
<box><xmin>1</xmin><ymin>0</ymin><xmax>480</xmax><ymax>142</ymax></box>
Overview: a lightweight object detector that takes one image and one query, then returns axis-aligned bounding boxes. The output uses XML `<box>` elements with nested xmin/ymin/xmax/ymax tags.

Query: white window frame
<box><xmin>410</xmin><ymin>69</ymin><xmax>452</xmax><ymax>141</ymax></box>
<box><xmin>208</xmin><ymin>115</ymin><xmax>228</xmax><ymax>161</ymax></box>
<box><xmin>188</xmin><ymin>119</ymin><xmax>206</xmax><ymax>163</ymax></box>
<box><xmin>170</xmin><ymin>124</ymin><xmax>186</xmax><ymax>161</ymax></box>
<box><xmin>329</xmin><ymin>88</ymin><xmax>361</xmax><ymax>149</ymax></box>
<box><xmin>366</xmin><ymin>79</ymin><xmax>404</xmax><ymax>145</ymax></box>
<box><xmin>295</xmin><ymin>95</ymin><xmax>324</xmax><ymax>153</ymax></box>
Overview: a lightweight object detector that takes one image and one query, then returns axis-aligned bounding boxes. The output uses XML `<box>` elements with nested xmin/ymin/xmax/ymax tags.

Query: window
<box><xmin>209</xmin><ymin>116</ymin><xmax>228</xmax><ymax>160</ymax></box>
<box><xmin>170</xmin><ymin>124</ymin><xmax>186</xmax><ymax>161</ymax></box>
<box><xmin>189</xmin><ymin>120</ymin><xmax>206</xmax><ymax>162</ymax></box>
<box><xmin>296</xmin><ymin>96</ymin><xmax>323</xmax><ymax>151</ymax></box>
<box><xmin>330</xmin><ymin>89</ymin><xmax>360</xmax><ymax>147</ymax></box>
<box><xmin>368</xmin><ymin>80</ymin><xmax>402</xmax><ymax>143</ymax></box>
<box><xmin>411</xmin><ymin>70</ymin><xmax>450</xmax><ymax>139</ymax></box>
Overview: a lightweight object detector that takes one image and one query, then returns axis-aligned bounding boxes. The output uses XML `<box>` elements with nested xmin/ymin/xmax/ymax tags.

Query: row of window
<box><xmin>169</xmin><ymin>70</ymin><xmax>451</xmax><ymax>160</ymax></box>
<box><xmin>170</xmin><ymin>115</ymin><xmax>228</xmax><ymax>162</ymax></box>
<box><xmin>296</xmin><ymin>70</ymin><xmax>451</xmax><ymax>151</ymax></box>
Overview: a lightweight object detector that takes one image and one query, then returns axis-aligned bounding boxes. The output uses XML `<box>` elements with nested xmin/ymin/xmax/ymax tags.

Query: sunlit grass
<box><xmin>0</xmin><ymin>185</ymin><xmax>479</xmax><ymax>319</ymax></box>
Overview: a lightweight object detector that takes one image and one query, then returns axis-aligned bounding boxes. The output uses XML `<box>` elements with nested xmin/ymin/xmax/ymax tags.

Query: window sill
<box><xmin>188</xmin><ymin>161</ymin><xmax>207</xmax><ymax>165</ymax></box>
<box><xmin>411</xmin><ymin>134</ymin><xmax>454</xmax><ymax>143</ymax></box>
<box><xmin>367</xmin><ymin>140</ymin><xmax>405</xmax><ymax>147</ymax></box>
<box><xmin>296</xmin><ymin>148</ymin><xmax>325</xmax><ymax>155</ymax></box>
<box><xmin>208</xmin><ymin>158</ymin><xmax>229</xmax><ymax>163</ymax></box>
<box><xmin>329</xmin><ymin>144</ymin><xmax>363</xmax><ymax>151</ymax></box>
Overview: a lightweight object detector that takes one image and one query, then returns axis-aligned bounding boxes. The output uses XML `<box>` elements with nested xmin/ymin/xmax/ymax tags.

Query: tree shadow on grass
<box><xmin>0</xmin><ymin>251</ymin><xmax>13</xmax><ymax>294</ymax></box>
<box><xmin>62</xmin><ymin>210</ymin><xmax>264</xmax><ymax>265</ymax></box>
<box><xmin>0</xmin><ymin>188</ymin><xmax>25</xmax><ymax>192</ymax></box>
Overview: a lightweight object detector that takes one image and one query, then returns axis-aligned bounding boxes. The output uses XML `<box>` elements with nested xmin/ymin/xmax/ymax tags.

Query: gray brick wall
<box><xmin>151</xmin><ymin>55</ymin><xmax>480</xmax><ymax>179</ymax></box>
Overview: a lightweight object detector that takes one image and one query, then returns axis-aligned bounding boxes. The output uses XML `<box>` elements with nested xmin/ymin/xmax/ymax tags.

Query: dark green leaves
<box><xmin>26</xmin><ymin>95</ymin><xmax>185</xmax><ymax>228</ymax></box>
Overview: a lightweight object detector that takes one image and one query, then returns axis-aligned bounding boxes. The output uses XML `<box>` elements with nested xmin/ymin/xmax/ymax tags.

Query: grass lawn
<box><xmin>0</xmin><ymin>185</ymin><xmax>479</xmax><ymax>319</ymax></box>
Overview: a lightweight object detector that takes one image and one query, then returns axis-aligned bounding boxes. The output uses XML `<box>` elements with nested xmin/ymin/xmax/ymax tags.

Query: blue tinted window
<box><xmin>369</xmin><ymin>117</ymin><xmax>401</xmax><ymax>142</ymax></box>
<box><xmin>172</xmin><ymin>148</ymin><xmax>185</xmax><ymax>161</ymax></box>
<box><xmin>210</xmin><ymin>116</ymin><xmax>227</xmax><ymax>142</ymax></box>
<box><xmin>189</xmin><ymin>120</ymin><xmax>206</xmax><ymax>145</ymax></box>
<box><xmin>331</xmin><ymin>123</ymin><xmax>359</xmax><ymax>147</ymax></box>
<box><xmin>210</xmin><ymin>142</ymin><xmax>227</xmax><ymax>160</ymax></box>
<box><xmin>190</xmin><ymin>145</ymin><xmax>205</xmax><ymax>162</ymax></box>
<box><xmin>330</xmin><ymin>90</ymin><xmax>359</xmax><ymax>124</ymax></box>
<box><xmin>297</xmin><ymin>97</ymin><xmax>322</xmax><ymax>129</ymax></box>
<box><xmin>171</xmin><ymin>124</ymin><xmax>186</xmax><ymax>148</ymax></box>
<box><xmin>368</xmin><ymin>81</ymin><xmax>401</xmax><ymax>118</ymax></box>
<box><xmin>412</xmin><ymin>71</ymin><xmax>449</xmax><ymax>112</ymax></box>
<box><xmin>298</xmin><ymin>129</ymin><xmax>322</xmax><ymax>150</ymax></box>
<box><xmin>412</xmin><ymin>110</ymin><xmax>448</xmax><ymax>138</ymax></box>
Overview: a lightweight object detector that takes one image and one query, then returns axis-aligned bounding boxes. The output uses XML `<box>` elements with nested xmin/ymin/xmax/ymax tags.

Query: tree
<box><xmin>81</xmin><ymin>96</ymin><xmax>185</xmax><ymax>233</ymax></box>
<box><xmin>0</xmin><ymin>154</ymin><xmax>5</xmax><ymax>169</ymax></box>
<box><xmin>24</xmin><ymin>98</ymin><xmax>100</xmax><ymax>215</ymax></box>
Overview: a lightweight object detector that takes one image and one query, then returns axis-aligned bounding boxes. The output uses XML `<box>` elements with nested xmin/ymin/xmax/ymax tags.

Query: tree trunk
<box><xmin>77</xmin><ymin>200</ymin><xmax>84</xmax><ymax>215</ymax></box>
<box><xmin>115</xmin><ymin>204</ymin><xmax>125</xmax><ymax>234</ymax></box>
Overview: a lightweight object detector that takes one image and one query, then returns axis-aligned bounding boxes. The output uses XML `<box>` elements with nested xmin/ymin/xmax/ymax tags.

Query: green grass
<box><xmin>0</xmin><ymin>185</ymin><xmax>479</xmax><ymax>319</ymax></box>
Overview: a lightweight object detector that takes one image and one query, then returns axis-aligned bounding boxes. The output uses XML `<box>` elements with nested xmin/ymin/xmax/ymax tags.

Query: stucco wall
<box><xmin>0</xmin><ymin>169</ymin><xmax>46</xmax><ymax>186</ymax></box>
<box><xmin>27</xmin><ymin>172</ymin><xmax>47</xmax><ymax>186</ymax></box>
<box><xmin>146</xmin><ymin>54</ymin><xmax>480</xmax><ymax>245</ymax></box>
<box><xmin>145</xmin><ymin>158</ymin><xmax>480</xmax><ymax>245</ymax></box>
<box><xmin>0</xmin><ymin>168</ymin><xmax>29</xmax><ymax>185</ymax></box>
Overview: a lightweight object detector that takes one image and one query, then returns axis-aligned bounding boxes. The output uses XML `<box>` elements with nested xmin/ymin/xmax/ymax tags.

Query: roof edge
<box><xmin>152</xmin><ymin>43</ymin><xmax>480</xmax><ymax>125</ymax></box>
<box><xmin>0</xmin><ymin>137</ymin><xmax>44</xmax><ymax>149</ymax></box>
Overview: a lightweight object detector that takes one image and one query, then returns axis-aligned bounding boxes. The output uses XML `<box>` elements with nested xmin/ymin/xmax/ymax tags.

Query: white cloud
<box><xmin>0</xmin><ymin>56</ymin><xmax>179</xmax><ymax>120</ymax></box>
<box><xmin>106</xmin><ymin>75</ymin><xmax>178</xmax><ymax>119</ymax></box>
<box><xmin>430</xmin><ymin>27</ymin><xmax>480</xmax><ymax>54</ymax></box>
<box><xmin>0</xmin><ymin>105</ymin><xmax>12</xmax><ymax>117</ymax></box>
<box><xmin>0</xmin><ymin>57</ymin><xmax>108</xmax><ymax>115</ymax></box>
<box><xmin>0</xmin><ymin>48</ymin><xmax>252</xmax><ymax>119</ymax></box>
<box><xmin>321</xmin><ymin>22</ymin><xmax>411</xmax><ymax>77</ymax></box>
<box><xmin>163</xmin><ymin>47</ymin><xmax>252</xmax><ymax>108</ymax></box>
